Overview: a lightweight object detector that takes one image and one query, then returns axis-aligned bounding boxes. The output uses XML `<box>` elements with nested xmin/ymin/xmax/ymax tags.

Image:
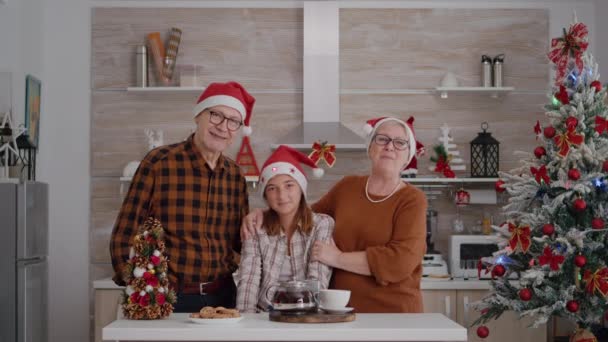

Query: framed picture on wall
<box><xmin>25</xmin><ymin>75</ymin><xmax>41</xmax><ymax>147</ymax></box>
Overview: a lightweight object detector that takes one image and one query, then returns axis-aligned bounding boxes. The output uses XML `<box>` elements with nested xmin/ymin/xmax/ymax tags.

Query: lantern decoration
<box><xmin>16</xmin><ymin>135</ymin><xmax>36</xmax><ymax>181</ymax></box>
<box><xmin>470</xmin><ymin>122</ymin><xmax>500</xmax><ymax>178</ymax></box>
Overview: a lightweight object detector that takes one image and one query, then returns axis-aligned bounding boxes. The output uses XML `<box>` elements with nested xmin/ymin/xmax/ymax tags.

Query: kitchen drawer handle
<box><xmin>463</xmin><ymin>296</ymin><xmax>470</xmax><ymax>326</ymax></box>
<box><xmin>444</xmin><ymin>296</ymin><xmax>451</xmax><ymax>317</ymax></box>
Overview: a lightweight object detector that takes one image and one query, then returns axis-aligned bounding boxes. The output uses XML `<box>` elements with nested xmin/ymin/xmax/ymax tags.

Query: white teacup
<box><xmin>319</xmin><ymin>289</ymin><xmax>350</xmax><ymax>309</ymax></box>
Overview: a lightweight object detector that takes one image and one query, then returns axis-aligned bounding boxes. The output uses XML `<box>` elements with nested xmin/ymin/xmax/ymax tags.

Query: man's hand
<box><xmin>240</xmin><ymin>208</ymin><xmax>264</xmax><ymax>240</ymax></box>
<box><xmin>311</xmin><ymin>239</ymin><xmax>342</xmax><ymax>268</ymax></box>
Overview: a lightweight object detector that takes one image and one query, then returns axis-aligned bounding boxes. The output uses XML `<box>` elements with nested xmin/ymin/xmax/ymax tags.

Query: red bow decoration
<box><xmin>508</xmin><ymin>223</ymin><xmax>531</xmax><ymax>253</ymax></box>
<box><xmin>548</xmin><ymin>22</ymin><xmax>589</xmax><ymax>86</ymax></box>
<box><xmin>583</xmin><ymin>267</ymin><xmax>608</xmax><ymax>297</ymax></box>
<box><xmin>534</xmin><ymin>121</ymin><xmax>542</xmax><ymax>140</ymax></box>
<box><xmin>434</xmin><ymin>156</ymin><xmax>455</xmax><ymax>178</ymax></box>
<box><xmin>596</xmin><ymin>116</ymin><xmax>608</xmax><ymax>135</ymax></box>
<box><xmin>477</xmin><ymin>259</ymin><xmax>493</xmax><ymax>280</ymax></box>
<box><xmin>538</xmin><ymin>246</ymin><xmax>565</xmax><ymax>271</ymax></box>
<box><xmin>530</xmin><ymin>165</ymin><xmax>551</xmax><ymax>185</ymax></box>
<box><xmin>554</xmin><ymin>126</ymin><xmax>584</xmax><ymax>157</ymax></box>
<box><xmin>309</xmin><ymin>141</ymin><xmax>336</xmax><ymax>168</ymax></box>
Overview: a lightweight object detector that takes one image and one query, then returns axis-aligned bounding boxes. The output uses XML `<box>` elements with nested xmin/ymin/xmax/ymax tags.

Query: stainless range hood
<box><xmin>271</xmin><ymin>1</ymin><xmax>366</xmax><ymax>151</ymax></box>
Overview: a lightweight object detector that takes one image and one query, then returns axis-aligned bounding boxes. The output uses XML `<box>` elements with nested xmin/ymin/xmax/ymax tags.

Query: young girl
<box><xmin>236</xmin><ymin>145</ymin><xmax>335</xmax><ymax>313</ymax></box>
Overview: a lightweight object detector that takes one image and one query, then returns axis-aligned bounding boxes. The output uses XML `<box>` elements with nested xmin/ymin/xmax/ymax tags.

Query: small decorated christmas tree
<box><xmin>429</xmin><ymin>124</ymin><xmax>465</xmax><ymax>178</ymax></box>
<box><xmin>473</xmin><ymin>18</ymin><xmax>608</xmax><ymax>341</ymax></box>
<box><xmin>121</xmin><ymin>217</ymin><xmax>176</xmax><ymax>320</ymax></box>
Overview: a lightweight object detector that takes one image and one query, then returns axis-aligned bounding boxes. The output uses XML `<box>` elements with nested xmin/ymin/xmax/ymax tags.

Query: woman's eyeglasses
<box><xmin>208</xmin><ymin>110</ymin><xmax>243</xmax><ymax>131</ymax></box>
<box><xmin>372</xmin><ymin>134</ymin><xmax>409</xmax><ymax>151</ymax></box>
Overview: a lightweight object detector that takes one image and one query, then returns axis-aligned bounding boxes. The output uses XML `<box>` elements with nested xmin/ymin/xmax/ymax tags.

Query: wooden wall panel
<box><xmin>92</xmin><ymin>8</ymin><xmax>302</xmax><ymax>89</ymax></box>
<box><xmin>340</xmin><ymin>9</ymin><xmax>548</xmax><ymax>90</ymax></box>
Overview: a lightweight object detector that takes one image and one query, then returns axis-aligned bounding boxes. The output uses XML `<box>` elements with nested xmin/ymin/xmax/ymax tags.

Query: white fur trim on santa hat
<box><xmin>259</xmin><ymin>161</ymin><xmax>309</xmax><ymax>199</ymax></box>
<box><xmin>363</xmin><ymin>123</ymin><xmax>374</xmax><ymax>135</ymax></box>
<box><xmin>366</xmin><ymin>118</ymin><xmax>416</xmax><ymax>164</ymax></box>
<box><xmin>193</xmin><ymin>94</ymin><xmax>247</xmax><ymax>120</ymax></box>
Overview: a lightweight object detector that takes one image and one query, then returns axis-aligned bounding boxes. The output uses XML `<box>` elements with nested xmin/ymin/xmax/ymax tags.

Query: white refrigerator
<box><xmin>0</xmin><ymin>181</ymin><xmax>48</xmax><ymax>342</ymax></box>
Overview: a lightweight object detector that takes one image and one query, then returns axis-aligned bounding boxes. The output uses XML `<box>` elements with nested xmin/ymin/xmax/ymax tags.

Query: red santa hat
<box><xmin>193</xmin><ymin>81</ymin><xmax>255</xmax><ymax>136</ymax></box>
<box><xmin>363</xmin><ymin>116</ymin><xmax>417</xmax><ymax>164</ymax></box>
<box><xmin>259</xmin><ymin>145</ymin><xmax>324</xmax><ymax>198</ymax></box>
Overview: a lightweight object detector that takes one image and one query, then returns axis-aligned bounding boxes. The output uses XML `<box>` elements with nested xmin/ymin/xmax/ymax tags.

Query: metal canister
<box><xmin>481</xmin><ymin>55</ymin><xmax>492</xmax><ymax>87</ymax></box>
<box><xmin>136</xmin><ymin>45</ymin><xmax>148</xmax><ymax>88</ymax></box>
<box><xmin>493</xmin><ymin>54</ymin><xmax>505</xmax><ymax>87</ymax></box>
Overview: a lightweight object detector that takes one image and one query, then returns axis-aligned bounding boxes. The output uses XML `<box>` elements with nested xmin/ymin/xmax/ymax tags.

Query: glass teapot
<box><xmin>266</xmin><ymin>280</ymin><xmax>319</xmax><ymax>314</ymax></box>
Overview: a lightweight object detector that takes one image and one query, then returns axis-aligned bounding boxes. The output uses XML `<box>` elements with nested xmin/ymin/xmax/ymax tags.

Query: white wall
<box><xmin>1</xmin><ymin>1</ymin><xmax>599</xmax><ymax>342</ymax></box>
<box><xmin>39</xmin><ymin>0</ymin><xmax>91</xmax><ymax>341</ymax></box>
<box><xmin>595</xmin><ymin>0</ymin><xmax>608</xmax><ymax>82</ymax></box>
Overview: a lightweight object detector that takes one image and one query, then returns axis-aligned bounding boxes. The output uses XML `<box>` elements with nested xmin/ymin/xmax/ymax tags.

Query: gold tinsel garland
<box><xmin>121</xmin><ymin>217</ymin><xmax>176</xmax><ymax>320</ymax></box>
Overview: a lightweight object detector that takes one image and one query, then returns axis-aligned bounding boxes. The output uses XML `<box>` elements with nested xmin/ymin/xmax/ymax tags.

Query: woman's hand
<box><xmin>240</xmin><ymin>208</ymin><xmax>264</xmax><ymax>240</ymax></box>
<box><xmin>311</xmin><ymin>239</ymin><xmax>342</xmax><ymax>268</ymax></box>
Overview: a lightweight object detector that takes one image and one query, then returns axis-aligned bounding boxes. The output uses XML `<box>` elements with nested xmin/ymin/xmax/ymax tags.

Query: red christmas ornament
<box><xmin>476</xmin><ymin>326</ymin><xmax>490</xmax><ymax>339</ymax></box>
<box><xmin>156</xmin><ymin>292</ymin><xmax>166</xmax><ymax>305</ymax></box>
<box><xmin>519</xmin><ymin>288</ymin><xmax>533</xmax><ymax>301</ymax></box>
<box><xmin>568</xmin><ymin>169</ymin><xmax>581</xmax><ymax>181</ymax></box>
<box><xmin>566</xmin><ymin>117</ymin><xmax>579</xmax><ymax>130</ymax></box>
<box><xmin>574</xmin><ymin>255</ymin><xmax>587</xmax><ymax>267</ymax></box>
<box><xmin>603</xmin><ymin>160</ymin><xmax>608</xmax><ymax>173</ymax></box>
<box><xmin>591</xmin><ymin>80</ymin><xmax>602</xmax><ymax>93</ymax></box>
<box><xmin>543</xmin><ymin>126</ymin><xmax>556</xmax><ymax>139</ymax></box>
<box><xmin>542</xmin><ymin>223</ymin><xmax>555</xmax><ymax>236</ymax></box>
<box><xmin>566</xmin><ymin>300</ymin><xmax>579</xmax><ymax>313</ymax></box>
<box><xmin>534</xmin><ymin>146</ymin><xmax>546</xmax><ymax>159</ymax></box>
<box><xmin>150</xmin><ymin>255</ymin><xmax>161</xmax><ymax>266</ymax></box>
<box><xmin>573</xmin><ymin>198</ymin><xmax>587</xmax><ymax>212</ymax></box>
<box><xmin>592</xmin><ymin>218</ymin><xmax>605</xmax><ymax>229</ymax></box>
<box><xmin>492</xmin><ymin>264</ymin><xmax>506</xmax><ymax>277</ymax></box>
<box><xmin>495</xmin><ymin>180</ymin><xmax>506</xmax><ymax>193</ymax></box>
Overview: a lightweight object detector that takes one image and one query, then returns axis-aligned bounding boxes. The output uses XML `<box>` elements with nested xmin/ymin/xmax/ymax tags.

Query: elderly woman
<box><xmin>242</xmin><ymin>116</ymin><xmax>427</xmax><ymax>313</ymax></box>
<box><xmin>236</xmin><ymin>145</ymin><xmax>335</xmax><ymax>313</ymax></box>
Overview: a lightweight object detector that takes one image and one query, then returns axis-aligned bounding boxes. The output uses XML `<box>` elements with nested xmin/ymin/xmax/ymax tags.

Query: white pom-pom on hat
<box><xmin>313</xmin><ymin>167</ymin><xmax>324</xmax><ymax>178</ymax></box>
<box><xmin>242</xmin><ymin>125</ymin><xmax>252</xmax><ymax>136</ymax></box>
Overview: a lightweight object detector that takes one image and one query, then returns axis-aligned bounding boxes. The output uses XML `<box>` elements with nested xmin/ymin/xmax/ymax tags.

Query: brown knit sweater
<box><xmin>312</xmin><ymin>175</ymin><xmax>427</xmax><ymax>313</ymax></box>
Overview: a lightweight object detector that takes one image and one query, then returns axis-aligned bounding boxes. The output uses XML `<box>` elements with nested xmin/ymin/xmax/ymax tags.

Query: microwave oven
<box><xmin>449</xmin><ymin>235</ymin><xmax>515</xmax><ymax>280</ymax></box>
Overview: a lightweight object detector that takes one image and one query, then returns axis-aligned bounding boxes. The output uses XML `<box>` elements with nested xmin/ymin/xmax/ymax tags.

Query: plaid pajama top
<box><xmin>236</xmin><ymin>213</ymin><xmax>335</xmax><ymax>313</ymax></box>
<box><xmin>110</xmin><ymin>134</ymin><xmax>249</xmax><ymax>288</ymax></box>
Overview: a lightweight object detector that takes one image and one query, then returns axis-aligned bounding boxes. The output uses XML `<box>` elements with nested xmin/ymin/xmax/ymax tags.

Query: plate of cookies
<box><xmin>188</xmin><ymin>306</ymin><xmax>243</xmax><ymax>324</ymax></box>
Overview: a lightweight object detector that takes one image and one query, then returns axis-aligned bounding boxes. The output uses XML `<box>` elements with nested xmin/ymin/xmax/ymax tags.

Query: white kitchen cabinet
<box><xmin>94</xmin><ymin>289</ymin><xmax>122</xmax><ymax>342</ymax></box>
<box><xmin>422</xmin><ymin>289</ymin><xmax>547</xmax><ymax>342</ymax></box>
<box><xmin>422</xmin><ymin>289</ymin><xmax>457</xmax><ymax>321</ymax></box>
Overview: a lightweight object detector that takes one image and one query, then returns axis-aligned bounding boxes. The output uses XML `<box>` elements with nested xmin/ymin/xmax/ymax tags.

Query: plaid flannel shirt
<box><xmin>236</xmin><ymin>213</ymin><xmax>334</xmax><ymax>313</ymax></box>
<box><xmin>110</xmin><ymin>134</ymin><xmax>249</xmax><ymax>288</ymax></box>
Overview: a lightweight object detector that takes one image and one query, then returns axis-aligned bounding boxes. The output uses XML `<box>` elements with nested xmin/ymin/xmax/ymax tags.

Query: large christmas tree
<box><xmin>473</xmin><ymin>18</ymin><xmax>608</xmax><ymax>340</ymax></box>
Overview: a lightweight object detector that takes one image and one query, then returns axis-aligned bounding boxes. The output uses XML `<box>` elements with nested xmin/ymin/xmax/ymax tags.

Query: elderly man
<box><xmin>110</xmin><ymin>81</ymin><xmax>255</xmax><ymax>312</ymax></box>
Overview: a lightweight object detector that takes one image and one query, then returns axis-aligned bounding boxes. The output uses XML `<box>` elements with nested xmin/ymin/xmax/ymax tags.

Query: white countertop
<box><xmin>94</xmin><ymin>277</ymin><xmax>495</xmax><ymax>290</ymax></box>
<box><xmin>102</xmin><ymin>313</ymin><xmax>467</xmax><ymax>341</ymax></box>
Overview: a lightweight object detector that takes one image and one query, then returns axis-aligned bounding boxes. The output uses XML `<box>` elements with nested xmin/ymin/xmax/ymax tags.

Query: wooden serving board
<box><xmin>269</xmin><ymin>310</ymin><xmax>356</xmax><ymax>323</ymax></box>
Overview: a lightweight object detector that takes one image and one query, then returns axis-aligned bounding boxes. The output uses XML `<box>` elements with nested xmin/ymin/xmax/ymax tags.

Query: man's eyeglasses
<box><xmin>372</xmin><ymin>134</ymin><xmax>410</xmax><ymax>151</ymax></box>
<box><xmin>208</xmin><ymin>110</ymin><xmax>243</xmax><ymax>131</ymax></box>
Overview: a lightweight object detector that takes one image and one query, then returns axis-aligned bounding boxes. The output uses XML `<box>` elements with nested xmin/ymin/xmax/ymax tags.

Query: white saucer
<box><xmin>188</xmin><ymin>316</ymin><xmax>244</xmax><ymax>324</ymax></box>
<box><xmin>320</xmin><ymin>306</ymin><xmax>354</xmax><ymax>314</ymax></box>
